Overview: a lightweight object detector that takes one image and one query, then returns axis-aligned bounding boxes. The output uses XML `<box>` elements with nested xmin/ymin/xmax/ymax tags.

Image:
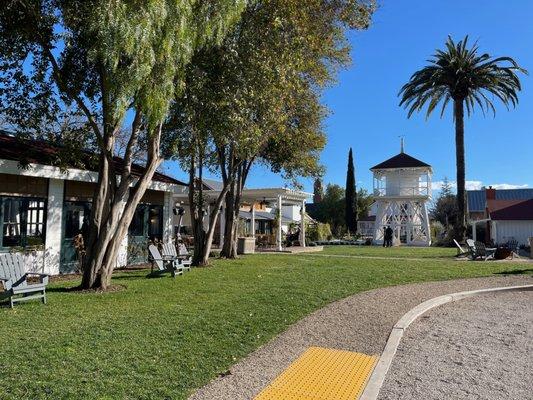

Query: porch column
<box><xmin>219</xmin><ymin>206</ymin><xmax>225</xmax><ymax>247</ymax></box>
<box><xmin>205</xmin><ymin>204</ymin><xmax>211</xmax><ymax>231</ymax></box>
<box><xmin>300</xmin><ymin>200</ymin><xmax>306</xmax><ymax>247</ymax></box>
<box><xmin>472</xmin><ymin>222</ymin><xmax>477</xmax><ymax>242</ymax></box>
<box><xmin>251</xmin><ymin>206</ymin><xmax>256</xmax><ymax>237</ymax></box>
<box><xmin>277</xmin><ymin>194</ymin><xmax>283</xmax><ymax>251</ymax></box>
<box><xmin>44</xmin><ymin>179</ymin><xmax>64</xmax><ymax>275</ymax></box>
<box><xmin>162</xmin><ymin>191</ymin><xmax>174</xmax><ymax>242</ymax></box>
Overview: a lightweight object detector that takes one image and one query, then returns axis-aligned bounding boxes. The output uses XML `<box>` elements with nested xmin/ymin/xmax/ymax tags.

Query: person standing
<box><xmin>385</xmin><ymin>226</ymin><xmax>394</xmax><ymax>247</ymax></box>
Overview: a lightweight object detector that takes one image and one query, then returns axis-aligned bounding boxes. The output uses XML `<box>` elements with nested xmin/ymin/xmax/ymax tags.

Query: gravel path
<box><xmin>189</xmin><ymin>274</ymin><xmax>531</xmax><ymax>400</ymax></box>
<box><xmin>379</xmin><ymin>290</ymin><xmax>533</xmax><ymax>400</ymax></box>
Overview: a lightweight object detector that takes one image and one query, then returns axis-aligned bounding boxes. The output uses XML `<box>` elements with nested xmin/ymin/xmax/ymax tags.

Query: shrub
<box><xmin>306</xmin><ymin>222</ymin><xmax>332</xmax><ymax>242</ymax></box>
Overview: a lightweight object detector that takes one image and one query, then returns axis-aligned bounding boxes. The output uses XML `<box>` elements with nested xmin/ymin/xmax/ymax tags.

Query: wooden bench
<box><xmin>0</xmin><ymin>252</ymin><xmax>49</xmax><ymax>308</ymax></box>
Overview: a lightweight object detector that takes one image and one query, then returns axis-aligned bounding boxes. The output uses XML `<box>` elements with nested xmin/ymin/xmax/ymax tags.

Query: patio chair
<box><xmin>465</xmin><ymin>239</ymin><xmax>477</xmax><ymax>259</ymax></box>
<box><xmin>0</xmin><ymin>252</ymin><xmax>49</xmax><ymax>308</ymax></box>
<box><xmin>162</xmin><ymin>242</ymin><xmax>191</xmax><ymax>272</ymax></box>
<box><xmin>466</xmin><ymin>239</ymin><xmax>496</xmax><ymax>261</ymax></box>
<box><xmin>475</xmin><ymin>241</ymin><xmax>497</xmax><ymax>260</ymax></box>
<box><xmin>505</xmin><ymin>239</ymin><xmax>519</xmax><ymax>258</ymax></box>
<box><xmin>453</xmin><ymin>239</ymin><xmax>469</xmax><ymax>258</ymax></box>
<box><xmin>148</xmin><ymin>245</ymin><xmax>183</xmax><ymax>278</ymax></box>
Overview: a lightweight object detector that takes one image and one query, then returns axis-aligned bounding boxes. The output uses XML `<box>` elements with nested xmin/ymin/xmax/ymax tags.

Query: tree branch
<box><xmin>43</xmin><ymin>46</ymin><xmax>104</xmax><ymax>146</ymax></box>
<box><xmin>16</xmin><ymin>0</ymin><xmax>104</xmax><ymax>144</ymax></box>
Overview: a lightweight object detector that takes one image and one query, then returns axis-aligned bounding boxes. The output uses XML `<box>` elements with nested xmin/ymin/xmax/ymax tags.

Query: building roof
<box><xmin>0</xmin><ymin>131</ymin><xmax>185</xmax><ymax>186</ymax></box>
<box><xmin>238</xmin><ymin>210</ymin><xmax>292</xmax><ymax>224</ymax></box>
<box><xmin>489</xmin><ymin>199</ymin><xmax>533</xmax><ymax>221</ymax></box>
<box><xmin>370</xmin><ymin>152</ymin><xmax>431</xmax><ymax>170</ymax></box>
<box><xmin>486</xmin><ymin>199</ymin><xmax>524</xmax><ymax>213</ymax></box>
<box><xmin>467</xmin><ymin>188</ymin><xmax>533</xmax><ymax>212</ymax></box>
<box><xmin>200</xmin><ymin>178</ymin><xmax>225</xmax><ymax>191</ymax></box>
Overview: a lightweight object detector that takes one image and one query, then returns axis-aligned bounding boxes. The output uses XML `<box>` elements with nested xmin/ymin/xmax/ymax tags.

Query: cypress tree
<box><xmin>345</xmin><ymin>148</ymin><xmax>358</xmax><ymax>233</ymax></box>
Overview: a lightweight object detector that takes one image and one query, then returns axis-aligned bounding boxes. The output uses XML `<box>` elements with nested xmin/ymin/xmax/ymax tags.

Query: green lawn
<box><xmin>0</xmin><ymin>247</ymin><xmax>529</xmax><ymax>399</ymax></box>
<box><xmin>321</xmin><ymin>245</ymin><xmax>457</xmax><ymax>258</ymax></box>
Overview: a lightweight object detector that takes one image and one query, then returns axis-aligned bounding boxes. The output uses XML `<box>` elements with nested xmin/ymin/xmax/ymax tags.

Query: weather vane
<box><xmin>398</xmin><ymin>135</ymin><xmax>405</xmax><ymax>153</ymax></box>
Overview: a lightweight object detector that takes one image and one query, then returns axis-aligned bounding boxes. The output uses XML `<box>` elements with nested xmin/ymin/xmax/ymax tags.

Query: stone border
<box><xmin>359</xmin><ymin>283</ymin><xmax>533</xmax><ymax>400</ymax></box>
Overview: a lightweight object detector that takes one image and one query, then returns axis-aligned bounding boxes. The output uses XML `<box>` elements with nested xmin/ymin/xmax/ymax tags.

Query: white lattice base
<box><xmin>372</xmin><ymin>199</ymin><xmax>431</xmax><ymax>246</ymax></box>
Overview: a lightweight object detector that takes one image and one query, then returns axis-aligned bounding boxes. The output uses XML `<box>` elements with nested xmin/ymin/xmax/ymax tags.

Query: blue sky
<box><xmin>166</xmin><ymin>0</ymin><xmax>533</xmax><ymax>194</ymax></box>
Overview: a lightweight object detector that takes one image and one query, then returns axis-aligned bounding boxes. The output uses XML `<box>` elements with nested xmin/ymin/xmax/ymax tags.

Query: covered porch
<box><xmin>174</xmin><ymin>187</ymin><xmax>314</xmax><ymax>252</ymax></box>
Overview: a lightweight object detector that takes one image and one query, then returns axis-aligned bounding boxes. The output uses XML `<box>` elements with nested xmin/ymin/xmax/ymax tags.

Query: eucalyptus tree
<box><xmin>399</xmin><ymin>36</ymin><xmax>527</xmax><ymax>241</ymax></box>
<box><xmin>0</xmin><ymin>0</ymin><xmax>245</xmax><ymax>289</ymax></box>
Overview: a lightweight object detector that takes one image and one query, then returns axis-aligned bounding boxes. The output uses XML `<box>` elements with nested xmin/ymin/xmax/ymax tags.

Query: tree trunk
<box><xmin>221</xmin><ymin>179</ymin><xmax>238</xmax><ymax>258</ymax></box>
<box><xmin>189</xmin><ymin>150</ymin><xmax>207</xmax><ymax>266</ymax></box>
<box><xmin>81</xmin><ymin>131</ymin><xmax>115</xmax><ymax>289</ymax></box>
<box><xmin>454</xmin><ymin>99</ymin><xmax>467</xmax><ymax>241</ymax></box>
<box><xmin>200</xmin><ymin>184</ymin><xmax>231</xmax><ymax>265</ymax></box>
<box><xmin>221</xmin><ymin>160</ymin><xmax>252</xmax><ymax>257</ymax></box>
<box><xmin>80</xmin><ymin>125</ymin><xmax>162</xmax><ymax>290</ymax></box>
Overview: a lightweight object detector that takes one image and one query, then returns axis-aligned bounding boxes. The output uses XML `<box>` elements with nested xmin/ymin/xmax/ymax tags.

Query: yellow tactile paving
<box><xmin>254</xmin><ymin>347</ymin><xmax>378</xmax><ymax>400</ymax></box>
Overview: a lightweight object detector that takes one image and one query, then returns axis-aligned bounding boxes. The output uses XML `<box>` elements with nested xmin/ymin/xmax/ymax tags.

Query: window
<box><xmin>148</xmin><ymin>206</ymin><xmax>163</xmax><ymax>240</ymax></box>
<box><xmin>26</xmin><ymin>200</ymin><xmax>46</xmax><ymax>246</ymax></box>
<box><xmin>0</xmin><ymin>197</ymin><xmax>46</xmax><ymax>248</ymax></box>
<box><xmin>257</xmin><ymin>220</ymin><xmax>272</xmax><ymax>235</ymax></box>
<box><xmin>127</xmin><ymin>204</ymin><xmax>163</xmax><ymax>239</ymax></box>
<box><xmin>64</xmin><ymin>202</ymin><xmax>91</xmax><ymax>239</ymax></box>
<box><xmin>129</xmin><ymin>206</ymin><xmax>145</xmax><ymax>236</ymax></box>
<box><xmin>2</xmin><ymin>198</ymin><xmax>22</xmax><ymax>247</ymax></box>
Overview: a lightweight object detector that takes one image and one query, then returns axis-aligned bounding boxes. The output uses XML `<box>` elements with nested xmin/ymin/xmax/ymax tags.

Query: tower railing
<box><xmin>373</xmin><ymin>185</ymin><xmax>431</xmax><ymax>198</ymax></box>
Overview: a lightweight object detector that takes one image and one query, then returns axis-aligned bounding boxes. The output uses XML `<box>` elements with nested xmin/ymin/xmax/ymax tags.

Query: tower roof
<box><xmin>370</xmin><ymin>152</ymin><xmax>431</xmax><ymax>170</ymax></box>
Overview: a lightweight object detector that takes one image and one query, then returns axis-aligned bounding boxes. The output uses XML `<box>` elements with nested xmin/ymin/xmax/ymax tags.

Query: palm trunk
<box><xmin>454</xmin><ymin>99</ymin><xmax>467</xmax><ymax>241</ymax></box>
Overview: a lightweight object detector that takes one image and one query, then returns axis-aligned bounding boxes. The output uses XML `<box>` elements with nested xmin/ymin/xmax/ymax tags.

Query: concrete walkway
<box><xmin>379</xmin><ymin>290</ymin><xmax>533</xmax><ymax>399</ymax></box>
<box><xmin>189</xmin><ymin>274</ymin><xmax>532</xmax><ymax>400</ymax></box>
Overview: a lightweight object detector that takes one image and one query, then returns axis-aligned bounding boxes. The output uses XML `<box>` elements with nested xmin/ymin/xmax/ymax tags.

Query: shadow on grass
<box><xmin>112</xmin><ymin>274</ymin><xmax>153</xmax><ymax>280</ymax></box>
<box><xmin>494</xmin><ymin>268</ymin><xmax>533</xmax><ymax>275</ymax></box>
<box><xmin>47</xmin><ymin>284</ymin><xmax>127</xmax><ymax>293</ymax></box>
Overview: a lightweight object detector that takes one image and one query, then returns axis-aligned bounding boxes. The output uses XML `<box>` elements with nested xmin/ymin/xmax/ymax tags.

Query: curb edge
<box><xmin>359</xmin><ymin>283</ymin><xmax>533</xmax><ymax>400</ymax></box>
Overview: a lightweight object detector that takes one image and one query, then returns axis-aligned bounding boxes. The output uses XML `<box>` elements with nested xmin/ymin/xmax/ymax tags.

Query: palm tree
<box><xmin>399</xmin><ymin>36</ymin><xmax>527</xmax><ymax>241</ymax></box>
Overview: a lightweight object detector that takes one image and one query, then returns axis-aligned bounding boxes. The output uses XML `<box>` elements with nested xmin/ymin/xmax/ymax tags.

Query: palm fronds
<box><xmin>399</xmin><ymin>35</ymin><xmax>527</xmax><ymax>119</ymax></box>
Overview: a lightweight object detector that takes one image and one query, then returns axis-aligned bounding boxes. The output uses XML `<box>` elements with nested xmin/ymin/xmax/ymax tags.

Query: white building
<box><xmin>0</xmin><ymin>132</ymin><xmax>185</xmax><ymax>274</ymax></box>
<box><xmin>371</xmin><ymin>146</ymin><xmax>432</xmax><ymax>246</ymax></box>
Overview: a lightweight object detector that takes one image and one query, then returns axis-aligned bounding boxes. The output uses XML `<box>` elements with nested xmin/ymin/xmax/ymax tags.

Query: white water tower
<box><xmin>371</xmin><ymin>140</ymin><xmax>432</xmax><ymax>246</ymax></box>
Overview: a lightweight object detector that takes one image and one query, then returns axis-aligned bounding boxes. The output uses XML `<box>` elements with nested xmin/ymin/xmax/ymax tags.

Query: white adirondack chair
<box><xmin>148</xmin><ymin>245</ymin><xmax>183</xmax><ymax>277</ymax></box>
<box><xmin>453</xmin><ymin>239</ymin><xmax>469</xmax><ymax>258</ymax></box>
<box><xmin>161</xmin><ymin>242</ymin><xmax>191</xmax><ymax>272</ymax></box>
<box><xmin>0</xmin><ymin>252</ymin><xmax>49</xmax><ymax>308</ymax></box>
<box><xmin>466</xmin><ymin>239</ymin><xmax>496</xmax><ymax>261</ymax></box>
